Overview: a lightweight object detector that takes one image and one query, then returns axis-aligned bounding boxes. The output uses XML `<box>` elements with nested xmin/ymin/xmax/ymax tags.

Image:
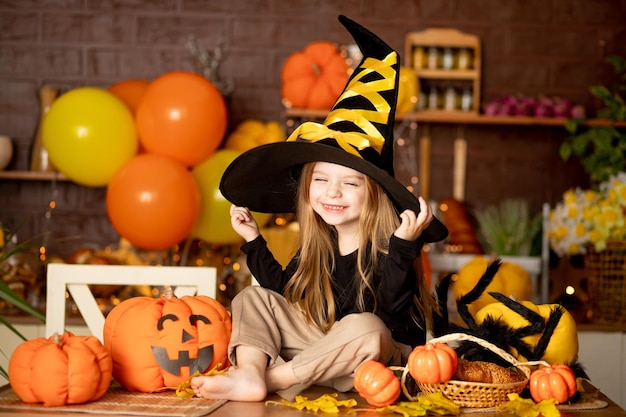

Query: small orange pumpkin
<box><xmin>281</xmin><ymin>41</ymin><xmax>349</xmax><ymax>110</ymax></box>
<box><xmin>103</xmin><ymin>287</ymin><xmax>232</xmax><ymax>392</ymax></box>
<box><xmin>8</xmin><ymin>331</ymin><xmax>112</xmax><ymax>407</ymax></box>
<box><xmin>529</xmin><ymin>364</ymin><xmax>577</xmax><ymax>403</ymax></box>
<box><xmin>407</xmin><ymin>343</ymin><xmax>458</xmax><ymax>384</ymax></box>
<box><xmin>223</xmin><ymin>119</ymin><xmax>286</xmax><ymax>152</ymax></box>
<box><xmin>353</xmin><ymin>360</ymin><xmax>401</xmax><ymax>407</ymax></box>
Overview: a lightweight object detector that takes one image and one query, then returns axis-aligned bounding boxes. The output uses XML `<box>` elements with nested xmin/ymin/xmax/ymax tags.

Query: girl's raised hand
<box><xmin>393</xmin><ymin>197</ymin><xmax>433</xmax><ymax>241</ymax></box>
<box><xmin>230</xmin><ymin>205</ymin><xmax>260</xmax><ymax>242</ymax></box>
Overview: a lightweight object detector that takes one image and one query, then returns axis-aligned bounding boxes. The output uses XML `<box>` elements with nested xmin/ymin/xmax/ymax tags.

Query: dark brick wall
<box><xmin>0</xmin><ymin>0</ymin><xmax>625</xmax><ymax>258</ymax></box>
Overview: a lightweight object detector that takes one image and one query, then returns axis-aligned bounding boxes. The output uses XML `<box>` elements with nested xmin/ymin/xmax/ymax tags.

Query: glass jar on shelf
<box><xmin>412</xmin><ymin>46</ymin><xmax>427</xmax><ymax>69</ymax></box>
<box><xmin>427</xmin><ymin>85</ymin><xmax>441</xmax><ymax>110</ymax></box>
<box><xmin>417</xmin><ymin>90</ymin><xmax>427</xmax><ymax>110</ymax></box>
<box><xmin>442</xmin><ymin>47</ymin><xmax>455</xmax><ymax>70</ymax></box>
<box><xmin>427</xmin><ymin>47</ymin><xmax>441</xmax><ymax>69</ymax></box>
<box><xmin>456</xmin><ymin>48</ymin><xmax>472</xmax><ymax>70</ymax></box>
<box><xmin>443</xmin><ymin>86</ymin><xmax>459</xmax><ymax>111</ymax></box>
<box><xmin>460</xmin><ymin>87</ymin><xmax>473</xmax><ymax>111</ymax></box>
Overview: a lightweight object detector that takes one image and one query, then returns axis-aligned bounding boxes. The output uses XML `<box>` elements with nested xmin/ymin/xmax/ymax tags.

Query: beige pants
<box><xmin>228</xmin><ymin>286</ymin><xmax>410</xmax><ymax>391</ymax></box>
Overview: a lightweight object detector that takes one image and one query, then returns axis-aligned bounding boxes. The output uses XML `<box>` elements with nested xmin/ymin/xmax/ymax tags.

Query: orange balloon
<box><xmin>108</xmin><ymin>79</ymin><xmax>150</xmax><ymax>114</ymax></box>
<box><xmin>106</xmin><ymin>154</ymin><xmax>201</xmax><ymax>250</ymax></box>
<box><xmin>135</xmin><ymin>71</ymin><xmax>227</xmax><ymax>167</ymax></box>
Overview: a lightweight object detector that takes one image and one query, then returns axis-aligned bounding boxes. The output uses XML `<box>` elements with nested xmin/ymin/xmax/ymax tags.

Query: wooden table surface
<box><xmin>0</xmin><ymin>380</ymin><xmax>624</xmax><ymax>417</ymax></box>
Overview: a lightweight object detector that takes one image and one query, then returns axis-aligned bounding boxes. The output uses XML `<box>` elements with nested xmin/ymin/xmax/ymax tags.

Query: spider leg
<box><xmin>456</xmin><ymin>259</ymin><xmax>502</xmax><ymax>332</ymax></box>
<box><xmin>432</xmin><ymin>273</ymin><xmax>454</xmax><ymax>336</ymax></box>
<box><xmin>530</xmin><ymin>305</ymin><xmax>565</xmax><ymax>361</ymax></box>
<box><xmin>488</xmin><ymin>291</ymin><xmax>546</xmax><ymax>337</ymax></box>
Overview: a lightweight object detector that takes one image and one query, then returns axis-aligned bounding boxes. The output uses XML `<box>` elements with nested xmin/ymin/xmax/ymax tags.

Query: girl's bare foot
<box><xmin>190</xmin><ymin>366</ymin><xmax>267</xmax><ymax>401</ymax></box>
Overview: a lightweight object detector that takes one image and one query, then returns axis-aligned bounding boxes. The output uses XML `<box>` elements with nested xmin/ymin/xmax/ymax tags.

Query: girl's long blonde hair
<box><xmin>283</xmin><ymin>162</ymin><xmax>436</xmax><ymax>333</ymax></box>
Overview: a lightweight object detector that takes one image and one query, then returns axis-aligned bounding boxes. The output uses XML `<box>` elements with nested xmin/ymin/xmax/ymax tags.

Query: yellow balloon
<box><xmin>42</xmin><ymin>87</ymin><xmax>138</xmax><ymax>187</ymax></box>
<box><xmin>191</xmin><ymin>149</ymin><xmax>272</xmax><ymax>244</ymax></box>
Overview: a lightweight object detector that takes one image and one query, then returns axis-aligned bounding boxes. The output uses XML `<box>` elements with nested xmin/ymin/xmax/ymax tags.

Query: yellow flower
<box><xmin>563</xmin><ymin>189</ymin><xmax>576</xmax><ymax>204</ymax></box>
<box><xmin>584</xmin><ymin>189</ymin><xmax>598</xmax><ymax>202</ymax></box>
<box><xmin>549</xmin><ymin>172</ymin><xmax>626</xmax><ymax>256</ymax></box>
<box><xmin>615</xmin><ymin>182</ymin><xmax>626</xmax><ymax>205</ymax></box>
<box><xmin>554</xmin><ymin>225</ymin><xmax>569</xmax><ymax>240</ymax></box>
<box><xmin>574</xmin><ymin>223</ymin><xmax>587</xmax><ymax>237</ymax></box>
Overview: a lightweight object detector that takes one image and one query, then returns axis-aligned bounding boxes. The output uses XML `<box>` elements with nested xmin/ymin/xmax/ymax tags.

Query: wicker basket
<box><xmin>584</xmin><ymin>239</ymin><xmax>626</xmax><ymax>324</ymax></box>
<box><xmin>400</xmin><ymin>333</ymin><xmax>533</xmax><ymax>408</ymax></box>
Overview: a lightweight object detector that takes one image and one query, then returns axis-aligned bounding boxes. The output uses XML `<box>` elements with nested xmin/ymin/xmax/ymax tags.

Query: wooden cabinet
<box><xmin>404</xmin><ymin>28</ymin><xmax>481</xmax><ymax>115</ymax></box>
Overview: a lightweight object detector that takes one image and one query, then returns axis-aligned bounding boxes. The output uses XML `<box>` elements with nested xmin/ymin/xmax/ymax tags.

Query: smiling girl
<box><xmin>191</xmin><ymin>15</ymin><xmax>447</xmax><ymax>401</ymax></box>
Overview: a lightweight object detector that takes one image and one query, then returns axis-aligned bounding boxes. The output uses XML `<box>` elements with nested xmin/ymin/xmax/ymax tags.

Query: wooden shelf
<box><xmin>405</xmin><ymin>28</ymin><xmax>482</xmax><ymax>114</ymax></box>
<box><xmin>284</xmin><ymin>108</ymin><xmax>626</xmax><ymax>127</ymax></box>
<box><xmin>415</xmin><ymin>69</ymin><xmax>479</xmax><ymax>80</ymax></box>
<box><xmin>0</xmin><ymin>170</ymin><xmax>68</xmax><ymax>181</ymax></box>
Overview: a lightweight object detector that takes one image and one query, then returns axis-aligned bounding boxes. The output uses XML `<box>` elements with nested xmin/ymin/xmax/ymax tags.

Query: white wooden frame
<box><xmin>45</xmin><ymin>264</ymin><xmax>216</xmax><ymax>342</ymax></box>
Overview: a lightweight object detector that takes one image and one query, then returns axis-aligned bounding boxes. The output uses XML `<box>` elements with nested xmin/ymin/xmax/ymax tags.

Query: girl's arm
<box><xmin>377</xmin><ymin>197</ymin><xmax>433</xmax><ymax>318</ymax></box>
<box><xmin>376</xmin><ymin>235</ymin><xmax>422</xmax><ymax>318</ymax></box>
<box><xmin>240</xmin><ymin>235</ymin><xmax>296</xmax><ymax>294</ymax></box>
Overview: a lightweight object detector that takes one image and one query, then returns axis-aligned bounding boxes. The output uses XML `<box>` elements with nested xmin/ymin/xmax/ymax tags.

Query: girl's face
<box><xmin>308</xmin><ymin>161</ymin><xmax>367</xmax><ymax>235</ymax></box>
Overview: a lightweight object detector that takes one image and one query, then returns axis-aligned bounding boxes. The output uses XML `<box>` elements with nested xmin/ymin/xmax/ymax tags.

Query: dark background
<box><xmin>1</xmin><ymin>0</ymin><xmax>625</xmax><ymax>261</ymax></box>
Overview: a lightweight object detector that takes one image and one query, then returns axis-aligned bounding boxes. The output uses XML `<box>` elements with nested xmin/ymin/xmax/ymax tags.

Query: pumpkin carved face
<box><xmin>103</xmin><ymin>291</ymin><xmax>232</xmax><ymax>392</ymax></box>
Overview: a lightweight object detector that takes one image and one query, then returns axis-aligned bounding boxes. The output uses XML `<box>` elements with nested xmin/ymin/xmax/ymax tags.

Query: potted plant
<box><xmin>0</xmin><ymin>223</ymin><xmax>45</xmax><ymax>380</ymax></box>
<box><xmin>559</xmin><ymin>55</ymin><xmax>626</xmax><ymax>185</ymax></box>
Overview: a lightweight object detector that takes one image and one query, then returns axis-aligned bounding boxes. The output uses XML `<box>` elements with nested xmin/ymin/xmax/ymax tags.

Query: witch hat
<box><xmin>219</xmin><ymin>15</ymin><xmax>447</xmax><ymax>243</ymax></box>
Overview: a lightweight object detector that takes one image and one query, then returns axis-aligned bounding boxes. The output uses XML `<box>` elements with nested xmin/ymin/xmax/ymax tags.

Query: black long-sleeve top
<box><xmin>241</xmin><ymin>234</ymin><xmax>426</xmax><ymax>347</ymax></box>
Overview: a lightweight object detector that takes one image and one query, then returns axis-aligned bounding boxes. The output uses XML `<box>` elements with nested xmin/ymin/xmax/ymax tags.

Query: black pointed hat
<box><xmin>219</xmin><ymin>15</ymin><xmax>447</xmax><ymax>243</ymax></box>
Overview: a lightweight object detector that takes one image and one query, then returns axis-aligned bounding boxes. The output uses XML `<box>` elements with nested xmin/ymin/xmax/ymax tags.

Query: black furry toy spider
<box><xmin>431</xmin><ymin>258</ymin><xmax>588</xmax><ymax>379</ymax></box>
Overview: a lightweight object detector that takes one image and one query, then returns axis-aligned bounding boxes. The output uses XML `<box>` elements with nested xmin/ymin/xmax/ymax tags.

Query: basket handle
<box><xmin>427</xmin><ymin>333</ymin><xmax>525</xmax><ymax>369</ymax></box>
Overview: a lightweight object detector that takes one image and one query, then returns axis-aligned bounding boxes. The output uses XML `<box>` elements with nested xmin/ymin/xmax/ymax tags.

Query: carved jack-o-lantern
<box><xmin>103</xmin><ymin>287</ymin><xmax>231</xmax><ymax>392</ymax></box>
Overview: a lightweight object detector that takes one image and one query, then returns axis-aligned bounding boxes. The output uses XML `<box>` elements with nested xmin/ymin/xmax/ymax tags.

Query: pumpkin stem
<box><xmin>163</xmin><ymin>285</ymin><xmax>174</xmax><ymax>300</ymax></box>
<box><xmin>52</xmin><ymin>332</ymin><xmax>62</xmax><ymax>346</ymax></box>
<box><xmin>311</xmin><ymin>63</ymin><xmax>321</xmax><ymax>76</ymax></box>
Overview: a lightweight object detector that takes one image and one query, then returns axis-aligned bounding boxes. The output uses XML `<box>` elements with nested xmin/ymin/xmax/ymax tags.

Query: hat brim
<box><xmin>219</xmin><ymin>142</ymin><xmax>448</xmax><ymax>243</ymax></box>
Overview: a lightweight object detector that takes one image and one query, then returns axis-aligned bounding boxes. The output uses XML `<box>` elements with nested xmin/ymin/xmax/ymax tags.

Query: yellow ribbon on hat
<box><xmin>286</xmin><ymin>51</ymin><xmax>397</xmax><ymax>159</ymax></box>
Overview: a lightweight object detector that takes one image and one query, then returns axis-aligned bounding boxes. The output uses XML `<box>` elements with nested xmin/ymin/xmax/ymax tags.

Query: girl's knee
<box><xmin>340</xmin><ymin>312</ymin><xmax>389</xmax><ymax>335</ymax></box>
<box><xmin>232</xmin><ymin>285</ymin><xmax>267</xmax><ymax>308</ymax></box>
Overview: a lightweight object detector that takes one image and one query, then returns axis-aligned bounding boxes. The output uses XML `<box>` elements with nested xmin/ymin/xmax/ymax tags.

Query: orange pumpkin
<box><xmin>103</xmin><ymin>288</ymin><xmax>232</xmax><ymax>392</ymax></box>
<box><xmin>8</xmin><ymin>332</ymin><xmax>112</xmax><ymax>407</ymax></box>
<box><xmin>281</xmin><ymin>41</ymin><xmax>349</xmax><ymax>110</ymax></box>
<box><xmin>223</xmin><ymin>119</ymin><xmax>286</xmax><ymax>152</ymax></box>
<box><xmin>407</xmin><ymin>343</ymin><xmax>458</xmax><ymax>384</ymax></box>
<box><xmin>353</xmin><ymin>360</ymin><xmax>401</xmax><ymax>407</ymax></box>
<box><xmin>529</xmin><ymin>364</ymin><xmax>577</xmax><ymax>403</ymax></box>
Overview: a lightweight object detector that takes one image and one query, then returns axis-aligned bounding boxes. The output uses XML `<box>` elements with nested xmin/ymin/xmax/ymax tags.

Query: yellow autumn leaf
<box><xmin>266</xmin><ymin>393</ymin><xmax>357</xmax><ymax>413</ymax></box>
<box><xmin>175</xmin><ymin>363</ymin><xmax>228</xmax><ymax>398</ymax></box>
<box><xmin>416</xmin><ymin>392</ymin><xmax>460</xmax><ymax>414</ymax></box>
<box><xmin>497</xmin><ymin>393</ymin><xmax>560</xmax><ymax>417</ymax></box>
<box><xmin>375</xmin><ymin>403</ymin><xmax>427</xmax><ymax>416</ymax></box>
<box><xmin>373</xmin><ymin>392</ymin><xmax>460</xmax><ymax>417</ymax></box>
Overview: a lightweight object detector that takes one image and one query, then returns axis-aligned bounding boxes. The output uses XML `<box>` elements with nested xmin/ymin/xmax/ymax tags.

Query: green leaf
<box><xmin>0</xmin><ymin>280</ymin><xmax>45</xmax><ymax>322</ymax></box>
<box><xmin>0</xmin><ymin>316</ymin><xmax>28</xmax><ymax>340</ymax></box>
<box><xmin>475</xmin><ymin>199</ymin><xmax>541</xmax><ymax>256</ymax></box>
<box><xmin>559</xmin><ymin>141</ymin><xmax>572</xmax><ymax>160</ymax></box>
<box><xmin>561</xmin><ymin>55</ymin><xmax>626</xmax><ymax>184</ymax></box>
